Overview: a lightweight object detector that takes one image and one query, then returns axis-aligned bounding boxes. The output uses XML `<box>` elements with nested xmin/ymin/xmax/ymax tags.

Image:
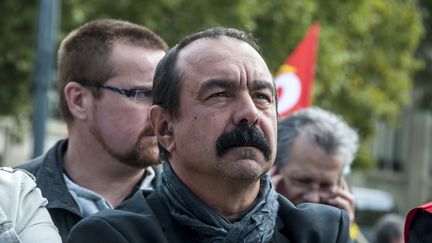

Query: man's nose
<box><xmin>233</xmin><ymin>95</ymin><xmax>260</xmax><ymax>125</ymax></box>
<box><xmin>302</xmin><ymin>191</ymin><xmax>321</xmax><ymax>203</ymax></box>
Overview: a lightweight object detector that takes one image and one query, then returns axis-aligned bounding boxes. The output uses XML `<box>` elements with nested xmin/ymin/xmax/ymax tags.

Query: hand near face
<box><xmin>324</xmin><ymin>177</ymin><xmax>355</xmax><ymax>225</ymax></box>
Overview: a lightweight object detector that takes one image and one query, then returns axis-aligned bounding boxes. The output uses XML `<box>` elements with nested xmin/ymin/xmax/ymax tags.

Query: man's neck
<box><xmin>196</xmin><ymin>179</ymin><xmax>260</xmax><ymax>221</ymax></box>
<box><xmin>173</xmin><ymin>165</ymin><xmax>261</xmax><ymax>221</ymax></box>
<box><xmin>63</xmin><ymin>136</ymin><xmax>145</xmax><ymax>207</ymax></box>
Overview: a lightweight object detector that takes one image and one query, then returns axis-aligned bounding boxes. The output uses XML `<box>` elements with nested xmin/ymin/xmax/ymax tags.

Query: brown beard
<box><xmin>90</xmin><ymin>125</ymin><xmax>160</xmax><ymax>168</ymax></box>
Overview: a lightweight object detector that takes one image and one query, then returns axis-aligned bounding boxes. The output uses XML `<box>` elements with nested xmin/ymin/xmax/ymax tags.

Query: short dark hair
<box><xmin>275</xmin><ymin>107</ymin><xmax>358</xmax><ymax>175</ymax></box>
<box><xmin>58</xmin><ymin>18</ymin><xmax>168</xmax><ymax>123</ymax></box>
<box><xmin>374</xmin><ymin>214</ymin><xmax>404</xmax><ymax>243</ymax></box>
<box><xmin>152</xmin><ymin>27</ymin><xmax>260</xmax><ymax>160</ymax></box>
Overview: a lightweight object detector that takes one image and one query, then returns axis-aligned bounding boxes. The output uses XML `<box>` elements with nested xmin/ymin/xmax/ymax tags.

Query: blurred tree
<box><xmin>0</xmin><ymin>0</ymin><xmax>424</xmax><ymax>168</ymax></box>
<box><xmin>0</xmin><ymin>1</ymin><xmax>36</xmax><ymax>119</ymax></box>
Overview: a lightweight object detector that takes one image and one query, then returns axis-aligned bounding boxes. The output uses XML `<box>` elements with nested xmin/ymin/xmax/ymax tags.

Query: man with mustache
<box><xmin>16</xmin><ymin>19</ymin><xmax>167</xmax><ymax>242</ymax></box>
<box><xmin>67</xmin><ymin>27</ymin><xmax>351</xmax><ymax>243</ymax></box>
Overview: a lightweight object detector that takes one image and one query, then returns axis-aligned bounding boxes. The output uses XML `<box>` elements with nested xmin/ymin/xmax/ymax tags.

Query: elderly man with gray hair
<box><xmin>272</xmin><ymin>107</ymin><xmax>367</xmax><ymax>242</ymax></box>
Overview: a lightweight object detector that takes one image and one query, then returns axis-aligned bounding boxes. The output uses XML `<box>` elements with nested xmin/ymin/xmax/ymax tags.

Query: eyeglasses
<box><xmin>77</xmin><ymin>80</ymin><xmax>152</xmax><ymax>103</ymax></box>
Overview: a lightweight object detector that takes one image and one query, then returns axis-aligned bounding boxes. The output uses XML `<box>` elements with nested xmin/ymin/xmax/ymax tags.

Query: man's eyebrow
<box><xmin>197</xmin><ymin>79</ymin><xmax>276</xmax><ymax>96</ymax></box>
<box><xmin>252</xmin><ymin>80</ymin><xmax>276</xmax><ymax>96</ymax></box>
<box><xmin>198</xmin><ymin>79</ymin><xmax>237</xmax><ymax>93</ymax></box>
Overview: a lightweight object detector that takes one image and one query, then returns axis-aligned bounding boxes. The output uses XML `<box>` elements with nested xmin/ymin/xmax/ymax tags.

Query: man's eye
<box><xmin>129</xmin><ymin>89</ymin><xmax>152</xmax><ymax>100</ymax></box>
<box><xmin>254</xmin><ymin>93</ymin><xmax>272</xmax><ymax>103</ymax></box>
<box><xmin>320</xmin><ymin>183</ymin><xmax>335</xmax><ymax>190</ymax></box>
<box><xmin>293</xmin><ymin>177</ymin><xmax>312</xmax><ymax>185</ymax></box>
<box><xmin>209</xmin><ymin>92</ymin><xmax>228</xmax><ymax>98</ymax></box>
<box><xmin>136</xmin><ymin>90</ymin><xmax>152</xmax><ymax>98</ymax></box>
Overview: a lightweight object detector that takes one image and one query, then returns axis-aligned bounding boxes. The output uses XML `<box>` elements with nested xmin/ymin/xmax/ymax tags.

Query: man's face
<box><xmin>277</xmin><ymin>133</ymin><xmax>344</xmax><ymax>205</ymax></box>
<box><xmin>169</xmin><ymin>37</ymin><xmax>277</xmax><ymax>182</ymax></box>
<box><xmin>89</xmin><ymin>42</ymin><xmax>165</xmax><ymax>168</ymax></box>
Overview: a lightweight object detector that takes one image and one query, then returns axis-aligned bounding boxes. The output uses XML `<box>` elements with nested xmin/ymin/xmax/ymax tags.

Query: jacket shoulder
<box><xmin>0</xmin><ymin>167</ymin><xmax>36</xmax><ymax>190</ymax></box>
<box><xmin>15</xmin><ymin>155</ymin><xmax>45</xmax><ymax>174</ymax></box>
<box><xmin>407</xmin><ymin>210</ymin><xmax>432</xmax><ymax>243</ymax></box>
<box><xmin>277</xmin><ymin>195</ymin><xmax>351</xmax><ymax>243</ymax></box>
<box><xmin>15</xmin><ymin>139</ymin><xmax>66</xmax><ymax>175</ymax></box>
<box><xmin>67</xmin><ymin>191</ymin><xmax>168</xmax><ymax>243</ymax></box>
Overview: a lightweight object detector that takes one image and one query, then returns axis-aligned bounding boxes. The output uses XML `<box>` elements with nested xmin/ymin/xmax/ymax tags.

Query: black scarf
<box><xmin>157</xmin><ymin>162</ymin><xmax>279</xmax><ymax>243</ymax></box>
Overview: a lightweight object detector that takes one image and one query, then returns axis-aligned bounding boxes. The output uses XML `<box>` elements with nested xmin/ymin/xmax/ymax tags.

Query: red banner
<box><xmin>275</xmin><ymin>23</ymin><xmax>320</xmax><ymax>119</ymax></box>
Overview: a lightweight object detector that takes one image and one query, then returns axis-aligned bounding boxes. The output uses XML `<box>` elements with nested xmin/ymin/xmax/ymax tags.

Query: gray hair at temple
<box><xmin>275</xmin><ymin>107</ymin><xmax>359</xmax><ymax>176</ymax></box>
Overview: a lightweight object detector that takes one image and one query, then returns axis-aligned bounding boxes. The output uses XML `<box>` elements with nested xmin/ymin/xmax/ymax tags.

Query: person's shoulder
<box><xmin>0</xmin><ymin>167</ymin><xmax>39</xmax><ymax>212</ymax></box>
<box><xmin>0</xmin><ymin>167</ymin><xmax>36</xmax><ymax>187</ymax></box>
<box><xmin>68</xmin><ymin>191</ymin><xmax>167</xmax><ymax>243</ymax></box>
<box><xmin>278</xmin><ymin>194</ymin><xmax>345</xmax><ymax>220</ymax></box>
<box><xmin>277</xmin><ymin>195</ymin><xmax>351</xmax><ymax>242</ymax></box>
<box><xmin>295</xmin><ymin>202</ymin><xmax>346</xmax><ymax>223</ymax></box>
<box><xmin>406</xmin><ymin>204</ymin><xmax>432</xmax><ymax>243</ymax></box>
<box><xmin>15</xmin><ymin>139</ymin><xmax>66</xmax><ymax>174</ymax></box>
<box><xmin>15</xmin><ymin>153</ymin><xmax>46</xmax><ymax>173</ymax></box>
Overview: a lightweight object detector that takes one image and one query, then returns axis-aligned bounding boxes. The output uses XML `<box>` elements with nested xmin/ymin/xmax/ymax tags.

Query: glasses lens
<box><xmin>131</xmin><ymin>90</ymin><xmax>152</xmax><ymax>103</ymax></box>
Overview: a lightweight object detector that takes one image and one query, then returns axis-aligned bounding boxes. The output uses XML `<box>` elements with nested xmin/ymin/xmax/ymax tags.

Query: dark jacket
<box><xmin>16</xmin><ymin>139</ymin><xmax>160</xmax><ymax>242</ymax></box>
<box><xmin>67</xmin><ymin>190</ymin><xmax>352</xmax><ymax>243</ymax></box>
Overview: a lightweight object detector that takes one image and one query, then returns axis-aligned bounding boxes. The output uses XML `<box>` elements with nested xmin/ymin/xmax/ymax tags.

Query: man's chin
<box><xmin>114</xmin><ymin>151</ymin><xmax>160</xmax><ymax>169</ymax></box>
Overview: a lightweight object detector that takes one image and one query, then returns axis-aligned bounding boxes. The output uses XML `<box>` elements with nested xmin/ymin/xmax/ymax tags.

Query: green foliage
<box><xmin>0</xmin><ymin>1</ymin><xmax>36</xmax><ymax>118</ymax></box>
<box><xmin>0</xmin><ymin>0</ymin><xmax>425</xmax><ymax>169</ymax></box>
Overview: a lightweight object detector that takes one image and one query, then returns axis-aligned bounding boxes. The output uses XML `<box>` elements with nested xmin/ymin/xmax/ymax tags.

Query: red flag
<box><xmin>275</xmin><ymin>23</ymin><xmax>320</xmax><ymax>119</ymax></box>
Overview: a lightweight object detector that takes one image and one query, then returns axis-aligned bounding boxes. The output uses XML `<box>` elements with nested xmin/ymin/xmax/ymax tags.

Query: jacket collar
<box><xmin>35</xmin><ymin>139</ymin><xmax>81</xmax><ymax>216</ymax></box>
<box><xmin>130</xmin><ymin>190</ymin><xmax>292</xmax><ymax>243</ymax></box>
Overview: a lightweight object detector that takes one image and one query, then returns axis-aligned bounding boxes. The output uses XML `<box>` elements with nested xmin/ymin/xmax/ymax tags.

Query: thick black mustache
<box><xmin>216</xmin><ymin>123</ymin><xmax>272</xmax><ymax>161</ymax></box>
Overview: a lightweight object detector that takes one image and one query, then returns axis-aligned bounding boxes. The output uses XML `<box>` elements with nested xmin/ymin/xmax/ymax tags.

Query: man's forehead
<box><xmin>178</xmin><ymin>37</ymin><xmax>262</xmax><ymax>64</ymax></box>
<box><xmin>177</xmin><ymin>37</ymin><xmax>271</xmax><ymax>80</ymax></box>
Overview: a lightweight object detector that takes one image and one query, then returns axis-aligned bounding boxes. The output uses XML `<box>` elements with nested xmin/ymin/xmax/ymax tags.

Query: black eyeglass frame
<box><xmin>76</xmin><ymin>80</ymin><xmax>152</xmax><ymax>103</ymax></box>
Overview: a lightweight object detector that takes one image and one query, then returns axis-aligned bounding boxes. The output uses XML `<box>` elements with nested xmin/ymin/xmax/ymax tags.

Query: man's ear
<box><xmin>64</xmin><ymin>82</ymin><xmax>92</xmax><ymax>120</ymax></box>
<box><xmin>150</xmin><ymin>105</ymin><xmax>176</xmax><ymax>153</ymax></box>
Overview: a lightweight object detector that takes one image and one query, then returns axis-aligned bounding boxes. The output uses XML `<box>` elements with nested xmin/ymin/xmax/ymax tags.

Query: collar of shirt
<box><xmin>64</xmin><ymin>167</ymin><xmax>156</xmax><ymax>217</ymax></box>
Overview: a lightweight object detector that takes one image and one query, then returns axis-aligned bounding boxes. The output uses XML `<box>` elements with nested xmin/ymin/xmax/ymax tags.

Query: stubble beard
<box><xmin>215</xmin><ymin>158</ymin><xmax>269</xmax><ymax>182</ymax></box>
<box><xmin>90</xmin><ymin>126</ymin><xmax>160</xmax><ymax>169</ymax></box>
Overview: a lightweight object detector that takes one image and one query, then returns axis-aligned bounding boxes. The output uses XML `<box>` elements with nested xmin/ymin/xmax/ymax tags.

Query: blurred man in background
<box><xmin>17</xmin><ymin>18</ymin><xmax>168</xmax><ymax>241</ymax></box>
<box><xmin>373</xmin><ymin>213</ymin><xmax>404</xmax><ymax>243</ymax></box>
<box><xmin>273</xmin><ymin>107</ymin><xmax>368</xmax><ymax>242</ymax></box>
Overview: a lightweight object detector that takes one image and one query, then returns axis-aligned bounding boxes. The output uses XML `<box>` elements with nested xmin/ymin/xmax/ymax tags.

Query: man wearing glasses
<box><xmin>17</xmin><ymin>19</ymin><xmax>167</xmax><ymax>242</ymax></box>
<box><xmin>272</xmin><ymin>107</ymin><xmax>368</xmax><ymax>242</ymax></box>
